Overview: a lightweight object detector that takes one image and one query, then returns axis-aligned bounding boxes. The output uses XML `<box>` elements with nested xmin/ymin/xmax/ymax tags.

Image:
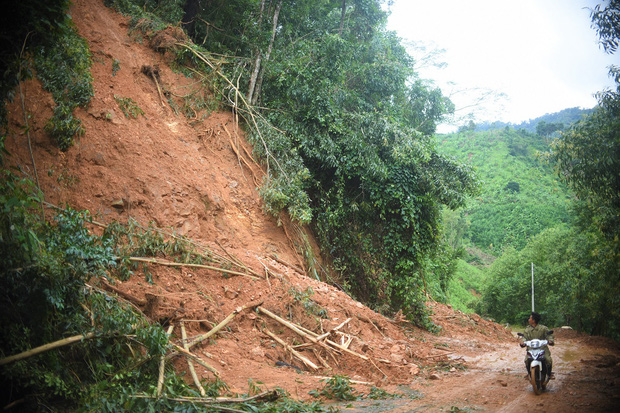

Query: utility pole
<box><xmin>531</xmin><ymin>262</ymin><xmax>535</xmax><ymax>312</ymax></box>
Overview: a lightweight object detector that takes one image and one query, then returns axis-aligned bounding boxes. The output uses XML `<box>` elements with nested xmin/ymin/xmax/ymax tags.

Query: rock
<box><xmin>390</xmin><ymin>353</ymin><xmax>403</xmax><ymax>363</ymax></box>
<box><xmin>429</xmin><ymin>374</ymin><xmax>441</xmax><ymax>380</ymax></box>
<box><xmin>409</xmin><ymin>364</ymin><xmax>420</xmax><ymax>375</ymax></box>
<box><xmin>250</xmin><ymin>346</ymin><xmax>265</xmax><ymax>358</ymax></box>
<box><xmin>111</xmin><ymin>199</ymin><xmax>125</xmax><ymax>209</ymax></box>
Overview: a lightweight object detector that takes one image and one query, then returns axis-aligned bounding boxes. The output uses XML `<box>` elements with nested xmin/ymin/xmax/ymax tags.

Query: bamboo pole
<box><xmin>0</xmin><ymin>332</ymin><xmax>96</xmax><ymax>366</ymax></box>
<box><xmin>130</xmin><ymin>389</ymin><xmax>280</xmax><ymax>404</ymax></box>
<box><xmin>187</xmin><ymin>301</ymin><xmax>263</xmax><ymax>350</ymax></box>
<box><xmin>257</xmin><ymin>307</ymin><xmax>332</xmax><ymax>351</ymax></box>
<box><xmin>181</xmin><ymin>321</ymin><xmax>206</xmax><ymax>396</ymax></box>
<box><xmin>316</xmin><ymin>318</ymin><xmax>351</xmax><ymax>341</ymax></box>
<box><xmin>263</xmin><ymin>329</ymin><xmax>319</xmax><ymax>371</ymax></box>
<box><xmin>157</xmin><ymin>325</ymin><xmax>175</xmax><ymax>397</ymax></box>
<box><xmin>168</xmin><ymin>343</ymin><xmax>220</xmax><ymax>377</ymax></box>
<box><xmin>128</xmin><ymin>257</ymin><xmax>260</xmax><ymax>280</ymax></box>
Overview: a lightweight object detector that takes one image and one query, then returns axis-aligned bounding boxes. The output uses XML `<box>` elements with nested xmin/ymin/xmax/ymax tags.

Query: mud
<box><xmin>334</xmin><ymin>329</ymin><xmax>620</xmax><ymax>412</ymax></box>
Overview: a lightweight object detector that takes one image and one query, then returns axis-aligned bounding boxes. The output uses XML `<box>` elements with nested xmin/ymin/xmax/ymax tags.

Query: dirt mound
<box><xmin>1</xmin><ymin>0</ymin><xmax>554</xmax><ymax>400</ymax></box>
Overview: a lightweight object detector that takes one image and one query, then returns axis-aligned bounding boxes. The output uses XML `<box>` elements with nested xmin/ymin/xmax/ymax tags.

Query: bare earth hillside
<box><xmin>5</xmin><ymin>0</ymin><xmax>619</xmax><ymax>411</ymax></box>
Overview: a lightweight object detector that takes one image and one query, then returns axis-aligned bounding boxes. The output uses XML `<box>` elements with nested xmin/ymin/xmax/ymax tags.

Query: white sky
<box><xmin>387</xmin><ymin>0</ymin><xmax>619</xmax><ymax>130</ymax></box>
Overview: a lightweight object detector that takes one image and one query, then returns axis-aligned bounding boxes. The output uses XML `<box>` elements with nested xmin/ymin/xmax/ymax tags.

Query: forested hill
<box><xmin>437</xmin><ymin>127</ymin><xmax>573</xmax><ymax>255</ymax></box>
<box><xmin>471</xmin><ymin>107</ymin><xmax>594</xmax><ymax>133</ymax></box>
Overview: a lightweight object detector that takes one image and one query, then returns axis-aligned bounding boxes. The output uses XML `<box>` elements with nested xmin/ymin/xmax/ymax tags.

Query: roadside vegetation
<box><xmin>436</xmin><ymin>1</ymin><xmax>620</xmax><ymax>339</ymax></box>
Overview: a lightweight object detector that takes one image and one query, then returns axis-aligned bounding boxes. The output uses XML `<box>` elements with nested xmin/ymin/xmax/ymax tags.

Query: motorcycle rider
<box><xmin>520</xmin><ymin>311</ymin><xmax>555</xmax><ymax>379</ymax></box>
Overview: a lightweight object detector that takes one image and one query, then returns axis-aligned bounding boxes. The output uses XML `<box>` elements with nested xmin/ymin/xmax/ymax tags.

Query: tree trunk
<box><xmin>251</xmin><ymin>0</ymin><xmax>282</xmax><ymax>106</ymax></box>
<box><xmin>247</xmin><ymin>0</ymin><xmax>267</xmax><ymax>104</ymax></box>
<box><xmin>182</xmin><ymin>0</ymin><xmax>202</xmax><ymax>38</ymax></box>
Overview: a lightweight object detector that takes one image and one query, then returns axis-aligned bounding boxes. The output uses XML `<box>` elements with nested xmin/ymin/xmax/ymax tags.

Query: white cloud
<box><xmin>387</xmin><ymin>0</ymin><xmax>619</xmax><ymax>128</ymax></box>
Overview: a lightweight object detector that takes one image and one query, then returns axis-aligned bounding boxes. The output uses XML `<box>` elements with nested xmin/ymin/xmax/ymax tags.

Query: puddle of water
<box><xmin>561</xmin><ymin>349</ymin><xmax>580</xmax><ymax>363</ymax></box>
<box><xmin>326</xmin><ymin>386</ymin><xmax>424</xmax><ymax>412</ymax></box>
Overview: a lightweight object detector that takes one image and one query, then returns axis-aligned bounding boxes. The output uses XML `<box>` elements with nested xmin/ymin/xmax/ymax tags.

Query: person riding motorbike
<box><xmin>520</xmin><ymin>311</ymin><xmax>555</xmax><ymax>379</ymax></box>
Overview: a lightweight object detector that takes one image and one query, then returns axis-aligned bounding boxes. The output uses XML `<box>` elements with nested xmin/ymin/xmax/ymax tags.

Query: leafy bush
<box><xmin>114</xmin><ymin>94</ymin><xmax>144</xmax><ymax>118</ymax></box>
<box><xmin>310</xmin><ymin>375</ymin><xmax>358</xmax><ymax>401</ymax></box>
<box><xmin>32</xmin><ymin>17</ymin><xmax>93</xmax><ymax>150</ymax></box>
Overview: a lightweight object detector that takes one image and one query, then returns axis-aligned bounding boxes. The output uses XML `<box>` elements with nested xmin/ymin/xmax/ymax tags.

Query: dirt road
<box><xmin>334</xmin><ymin>329</ymin><xmax>620</xmax><ymax>412</ymax></box>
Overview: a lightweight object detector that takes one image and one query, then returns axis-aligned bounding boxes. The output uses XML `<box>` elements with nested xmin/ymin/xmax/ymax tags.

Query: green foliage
<box><xmin>446</xmin><ymin>260</ymin><xmax>487</xmax><ymax>314</ymax></box>
<box><xmin>537</xmin><ymin>18</ymin><xmax>620</xmax><ymax>338</ymax></box>
<box><xmin>310</xmin><ymin>375</ymin><xmax>358</xmax><ymax>401</ymax></box>
<box><xmin>0</xmin><ymin>0</ymin><xmax>72</xmax><ymax>127</ymax></box>
<box><xmin>590</xmin><ymin>0</ymin><xmax>620</xmax><ymax>53</ymax></box>
<box><xmin>481</xmin><ymin>223</ymin><xmax>620</xmax><ymax>338</ymax></box>
<box><xmin>0</xmin><ymin>167</ymin><xmax>166</xmax><ymax>408</ymax></box>
<box><xmin>366</xmin><ymin>386</ymin><xmax>404</xmax><ymax>400</ymax></box>
<box><xmin>105</xmin><ymin>0</ymin><xmax>185</xmax><ymax>25</ymax></box>
<box><xmin>105</xmin><ymin>0</ymin><xmax>479</xmax><ymax>328</ymax></box>
<box><xmin>548</xmin><ymin>67</ymin><xmax>620</xmax><ymax>241</ymax></box>
<box><xmin>103</xmin><ymin>218</ymin><xmax>206</xmax><ymax>282</ymax></box>
<box><xmin>438</xmin><ymin>128</ymin><xmax>573</xmax><ymax>254</ymax></box>
<box><xmin>114</xmin><ymin>94</ymin><xmax>144</xmax><ymax>118</ymax></box>
<box><xmin>32</xmin><ymin>20</ymin><xmax>94</xmax><ymax>150</ymax></box>
<box><xmin>289</xmin><ymin>287</ymin><xmax>329</xmax><ymax>319</ymax></box>
<box><xmin>44</xmin><ymin>103</ymin><xmax>86</xmax><ymax>150</ymax></box>
<box><xmin>112</xmin><ymin>58</ymin><xmax>121</xmax><ymax>76</ymax></box>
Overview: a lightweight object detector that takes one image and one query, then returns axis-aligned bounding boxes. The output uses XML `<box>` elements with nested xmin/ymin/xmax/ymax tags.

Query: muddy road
<box><xmin>334</xmin><ymin>329</ymin><xmax>620</xmax><ymax>412</ymax></box>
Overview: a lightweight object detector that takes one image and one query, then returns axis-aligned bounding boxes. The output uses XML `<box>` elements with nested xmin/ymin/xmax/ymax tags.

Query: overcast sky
<box><xmin>387</xmin><ymin>0</ymin><xmax>619</xmax><ymax>130</ymax></box>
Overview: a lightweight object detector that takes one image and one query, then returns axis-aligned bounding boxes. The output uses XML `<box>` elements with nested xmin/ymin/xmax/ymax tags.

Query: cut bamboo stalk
<box><xmin>181</xmin><ymin>321</ymin><xmax>206</xmax><ymax>396</ymax></box>
<box><xmin>99</xmin><ymin>280</ymin><xmax>147</xmax><ymax>306</ymax></box>
<box><xmin>359</xmin><ymin>314</ymin><xmax>385</xmax><ymax>337</ymax></box>
<box><xmin>214</xmin><ymin>239</ymin><xmax>260</xmax><ymax>277</ymax></box>
<box><xmin>130</xmin><ymin>389</ymin><xmax>281</xmax><ymax>404</ymax></box>
<box><xmin>423</xmin><ymin>352</ymin><xmax>455</xmax><ymax>359</ymax></box>
<box><xmin>324</xmin><ymin>337</ymin><xmax>368</xmax><ymax>361</ymax></box>
<box><xmin>316</xmin><ymin>318</ymin><xmax>352</xmax><ymax>341</ymax></box>
<box><xmin>270</xmin><ymin>311</ymin><xmax>366</xmax><ymax>361</ymax></box>
<box><xmin>0</xmin><ymin>332</ymin><xmax>96</xmax><ymax>366</ymax></box>
<box><xmin>312</xmin><ymin>348</ymin><xmax>331</xmax><ymax>369</ymax></box>
<box><xmin>168</xmin><ymin>343</ymin><xmax>220</xmax><ymax>377</ymax></box>
<box><xmin>128</xmin><ymin>256</ymin><xmax>260</xmax><ymax>280</ymax></box>
<box><xmin>270</xmin><ymin>254</ymin><xmax>305</xmax><ymax>275</ymax></box>
<box><xmin>223</xmin><ymin>124</ymin><xmax>260</xmax><ymax>187</ymax></box>
<box><xmin>257</xmin><ymin>307</ymin><xmax>335</xmax><ymax>355</ymax></box>
<box><xmin>157</xmin><ymin>325</ymin><xmax>175</xmax><ymax>397</ymax></box>
<box><xmin>187</xmin><ymin>301</ymin><xmax>263</xmax><ymax>349</ymax></box>
<box><xmin>368</xmin><ymin>355</ymin><xmax>388</xmax><ymax>378</ymax></box>
<box><xmin>263</xmin><ymin>329</ymin><xmax>318</xmax><ymax>371</ymax></box>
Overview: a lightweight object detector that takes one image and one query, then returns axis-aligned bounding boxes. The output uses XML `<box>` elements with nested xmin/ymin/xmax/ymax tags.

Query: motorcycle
<box><xmin>517</xmin><ymin>330</ymin><xmax>553</xmax><ymax>395</ymax></box>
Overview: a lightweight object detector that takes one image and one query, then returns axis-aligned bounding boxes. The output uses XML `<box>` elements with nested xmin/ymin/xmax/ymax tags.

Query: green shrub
<box><xmin>33</xmin><ymin>19</ymin><xmax>93</xmax><ymax>150</ymax></box>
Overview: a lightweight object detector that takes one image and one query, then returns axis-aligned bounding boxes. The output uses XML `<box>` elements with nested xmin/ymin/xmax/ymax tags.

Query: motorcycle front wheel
<box><xmin>530</xmin><ymin>366</ymin><xmax>542</xmax><ymax>395</ymax></box>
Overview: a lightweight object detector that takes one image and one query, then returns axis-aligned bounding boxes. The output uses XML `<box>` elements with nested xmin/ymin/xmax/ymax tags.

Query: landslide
<box><xmin>4</xmin><ymin>0</ymin><xmax>514</xmax><ymax>399</ymax></box>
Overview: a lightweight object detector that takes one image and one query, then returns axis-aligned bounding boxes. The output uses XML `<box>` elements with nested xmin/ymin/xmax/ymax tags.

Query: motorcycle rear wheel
<box><xmin>530</xmin><ymin>366</ymin><xmax>541</xmax><ymax>395</ymax></box>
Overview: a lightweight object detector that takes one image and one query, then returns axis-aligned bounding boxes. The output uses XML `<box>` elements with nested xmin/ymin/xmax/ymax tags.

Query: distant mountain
<box><xmin>437</xmin><ymin>127</ymin><xmax>574</xmax><ymax>255</ymax></box>
<box><xmin>470</xmin><ymin>107</ymin><xmax>594</xmax><ymax>133</ymax></box>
